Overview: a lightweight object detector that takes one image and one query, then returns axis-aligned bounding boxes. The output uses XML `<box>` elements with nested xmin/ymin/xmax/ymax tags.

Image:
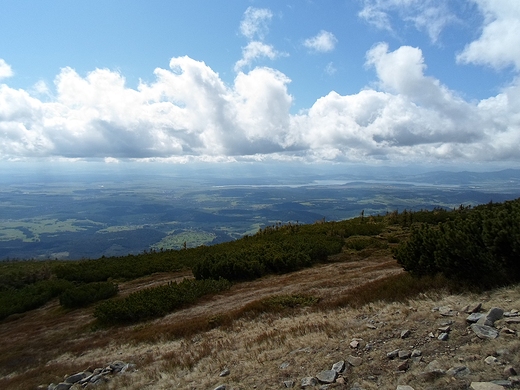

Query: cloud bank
<box><xmin>0</xmin><ymin>2</ymin><xmax>519</xmax><ymax>165</ymax></box>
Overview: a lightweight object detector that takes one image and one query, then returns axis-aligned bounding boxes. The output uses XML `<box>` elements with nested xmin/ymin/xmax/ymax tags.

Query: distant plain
<box><xmin>1</xmin><ymin>164</ymin><xmax>519</xmax><ymax>260</ymax></box>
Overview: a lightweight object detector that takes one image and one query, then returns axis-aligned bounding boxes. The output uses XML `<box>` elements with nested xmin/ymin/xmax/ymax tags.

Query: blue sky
<box><xmin>0</xmin><ymin>0</ymin><xmax>519</xmax><ymax>168</ymax></box>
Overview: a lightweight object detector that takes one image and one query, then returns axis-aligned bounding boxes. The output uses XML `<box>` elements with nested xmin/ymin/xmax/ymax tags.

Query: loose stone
<box><xmin>301</xmin><ymin>377</ymin><xmax>318</xmax><ymax>387</ymax></box>
<box><xmin>316</xmin><ymin>370</ymin><xmax>338</xmax><ymax>384</ymax></box>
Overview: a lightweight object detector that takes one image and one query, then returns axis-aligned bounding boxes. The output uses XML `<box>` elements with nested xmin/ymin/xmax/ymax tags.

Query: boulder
<box><xmin>477</xmin><ymin>307</ymin><xmax>504</xmax><ymax>327</ymax></box>
<box><xmin>316</xmin><ymin>370</ymin><xmax>338</xmax><ymax>384</ymax></box>
<box><xmin>471</xmin><ymin>324</ymin><xmax>499</xmax><ymax>339</ymax></box>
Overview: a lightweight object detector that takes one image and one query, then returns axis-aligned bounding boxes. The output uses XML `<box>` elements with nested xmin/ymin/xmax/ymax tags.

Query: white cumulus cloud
<box><xmin>303</xmin><ymin>31</ymin><xmax>338</xmax><ymax>53</ymax></box>
<box><xmin>457</xmin><ymin>0</ymin><xmax>520</xmax><ymax>71</ymax></box>
<box><xmin>234</xmin><ymin>41</ymin><xmax>282</xmax><ymax>72</ymax></box>
<box><xmin>0</xmin><ymin>42</ymin><xmax>520</xmax><ymax>164</ymax></box>
<box><xmin>0</xmin><ymin>59</ymin><xmax>14</xmax><ymax>80</ymax></box>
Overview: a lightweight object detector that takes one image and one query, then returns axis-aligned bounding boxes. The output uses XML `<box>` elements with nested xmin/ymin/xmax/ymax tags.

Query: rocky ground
<box><xmin>1</xmin><ymin>252</ymin><xmax>520</xmax><ymax>390</ymax></box>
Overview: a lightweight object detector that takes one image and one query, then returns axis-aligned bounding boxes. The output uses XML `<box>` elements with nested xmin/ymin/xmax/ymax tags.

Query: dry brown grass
<box><xmin>1</xmin><ymin>254</ymin><xmax>520</xmax><ymax>390</ymax></box>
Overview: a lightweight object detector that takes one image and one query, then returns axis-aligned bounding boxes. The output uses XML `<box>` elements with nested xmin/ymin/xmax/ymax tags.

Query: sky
<box><xmin>1</xmin><ymin>0</ymin><xmax>520</xmax><ymax>169</ymax></box>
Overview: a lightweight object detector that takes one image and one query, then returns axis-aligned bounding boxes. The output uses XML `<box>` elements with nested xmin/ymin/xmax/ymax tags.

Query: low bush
<box><xmin>94</xmin><ymin>278</ymin><xmax>231</xmax><ymax>325</ymax></box>
<box><xmin>59</xmin><ymin>282</ymin><xmax>119</xmax><ymax>309</ymax></box>
<box><xmin>0</xmin><ymin>279</ymin><xmax>74</xmax><ymax>320</ymax></box>
<box><xmin>394</xmin><ymin>198</ymin><xmax>520</xmax><ymax>288</ymax></box>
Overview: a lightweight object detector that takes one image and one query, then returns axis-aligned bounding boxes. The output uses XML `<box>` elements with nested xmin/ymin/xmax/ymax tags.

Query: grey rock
<box><xmin>396</xmin><ymin>386</ymin><xmax>415</xmax><ymax>390</ymax></box>
<box><xmin>467</xmin><ymin>313</ymin><xmax>485</xmax><ymax>323</ymax></box>
<box><xmin>439</xmin><ymin>306</ymin><xmax>456</xmax><ymax>316</ymax></box>
<box><xmin>89</xmin><ymin>374</ymin><xmax>103</xmax><ymax>383</ymax></box>
<box><xmin>510</xmin><ymin>376</ymin><xmax>520</xmax><ymax>385</ymax></box>
<box><xmin>110</xmin><ymin>361</ymin><xmax>126</xmax><ymax>373</ymax></box>
<box><xmin>420</xmin><ymin>360</ymin><xmax>445</xmax><ymax>379</ymax></box>
<box><xmin>491</xmin><ymin>380</ymin><xmax>512</xmax><ymax>388</ymax></box>
<box><xmin>301</xmin><ymin>377</ymin><xmax>318</xmax><ymax>387</ymax></box>
<box><xmin>477</xmin><ymin>307</ymin><xmax>504</xmax><ymax>326</ymax></box>
<box><xmin>283</xmin><ymin>380</ymin><xmax>295</xmax><ymax>388</ymax></box>
<box><xmin>447</xmin><ymin>366</ymin><xmax>471</xmax><ymax>377</ymax></box>
<box><xmin>347</xmin><ymin>355</ymin><xmax>363</xmax><ymax>367</ymax></box>
<box><xmin>397</xmin><ymin>359</ymin><xmax>409</xmax><ymax>371</ymax></box>
<box><xmin>280</xmin><ymin>361</ymin><xmax>290</xmax><ymax>369</ymax></box>
<box><xmin>504</xmin><ymin>365</ymin><xmax>518</xmax><ymax>377</ymax></box>
<box><xmin>332</xmin><ymin>360</ymin><xmax>345</xmax><ymax>373</ymax></box>
<box><xmin>400</xmin><ymin>329</ymin><xmax>411</xmax><ymax>339</ymax></box>
<box><xmin>120</xmin><ymin>363</ymin><xmax>136</xmax><ymax>373</ymax></box>
<box><xmin>471</xmin><ymin>324</ymin><xmax>499</xmax><ymax>339</ymax></box>
<box><xmin>387</xmin><ymin>349</ymin><xmax>400</xmax><ymax>359</ymax></box>
<box><xmin>470</xmin><ymin>382</ymin><xmax>506</xmax><ymax>390</ymax></box>
<box><xmin>485</xmin><ymin>356</ymin><xmax>498</xmax><ymax>365</ymax></box>
<box><xmin>466</xmin><ymin>303</ymin><xmax>482</xmax><ymax>313</ymax></box>
<box><xmin>505</xmin><ymin>317</ymin><xmax>520</xmax><ymax>324</ymax></box>
<box><xmin>213</xmin><ymin>386</ymin><xmax>227</xmax><ymax>390</ymax></box>
<box><xmin>219</xmin><ymin>368</ymin><xmax>230</xmax><ymax>377</ymax></box>
<box><xmin>411</xmin><ymin>349</ymin><xmax>422</xmax><ymax>358</ymax></box>
<box><xmin>316</xmin><ymin>370</ymin><xmax>338</xmax><ymax>384</ymax></box>
<box><xmin>53</xmin><ymin>384</ymin><xmax>72</xmax><ymax>390</ymax></box>
<box><xmin>64</xmin><ymin>373</ymin><xmax>87</xmax><ymax>384</ymax></box>
<box><xmin>398</xmin><ymin>350</ymin><xmax>411</xmax><ymax>359</ymax></box>
<box><xmin>438</xmin><ymin>332</ymin><xmax>449</xmax><ymax>341</ymax></box>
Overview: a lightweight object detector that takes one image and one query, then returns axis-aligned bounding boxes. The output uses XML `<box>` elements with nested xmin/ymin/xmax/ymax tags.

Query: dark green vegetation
<box><xmin>0</xmin><ymin>216</ymin><xmax>383</xmax><ymax>322</ymax></box>
<box><xmin>2</xmin><ymin>167</ymin><xmax>520</xmax><ymax>261</ymax></box>
<box><xmin>395</xmin><ymin>199</ymin><xmax>520</xmax><ymax>288</ymax></box>
<box><xmin>1</xmin><ymin>196</ymin><xmax>520</xmax><ymax>325</ymax></box>
<box><xmin>59</xmin><ymin>282</ymin><xmax>119</xmax><ymax>309</ymax></box>
<box><xmin>94</xmin><ymin>278</ymin><xmax>230</xmax><ymax>324</ymax></box>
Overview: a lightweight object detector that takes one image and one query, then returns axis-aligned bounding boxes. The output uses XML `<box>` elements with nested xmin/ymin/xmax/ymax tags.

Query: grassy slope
<box><xmin>0</xmin><ymin>214</ymin><xmax>519</xmax><ymax>389</ymax></box>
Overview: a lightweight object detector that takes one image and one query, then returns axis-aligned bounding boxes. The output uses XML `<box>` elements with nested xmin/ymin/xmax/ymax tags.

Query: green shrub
<box><xmin>94</xmin><ymin>278</ymin><xmax>231</xmax><ymax>325</ymax></box>
<box><xmin>0</xmin><ymin>279</ymin><xmax>74</xmax><ymax>320</ymax></box>
<box><xmin>346</xmin><ymin>237</ymin><xmax>387</xmax><ymax>251</ymax></box>
<box><xmin>394</xmin><ymin>198</ymin><xmax>520</xmax><ymax>288</ymax></box>
<box><xmin>59</xmin><ymin>282</ymin><xmax>119</xmax><ymax>309</ymax></box>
